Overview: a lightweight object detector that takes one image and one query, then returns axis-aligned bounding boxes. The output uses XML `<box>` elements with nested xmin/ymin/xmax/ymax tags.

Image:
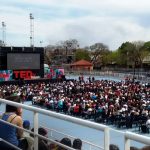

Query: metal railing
<box><xmin>0</xmin><ymin>98</ymin><xmax>109</xmax><ymax>150</ymax></box>
<box><xmin>0</xmin><ymin>137</ymin><xmax>21</xmax><ymax>150</ymax></box>
<box><xmin>125</xmin><ymin>132</ymin><xmax>150</xmax><ymax>150</ymax></box>
<box><xmin>41</xmin><ymin>125</ymin><xmax>104</xmax><ymax>150</ymax></box>
<box><xmin>65</xmin><ymin>71</ymin><xmax>150</xmax><ymax>83</ymax></box>
<box><xmin>0</xmin><ymin>98</ymin><xmax>150</xmax><ymax>150</ymax></box>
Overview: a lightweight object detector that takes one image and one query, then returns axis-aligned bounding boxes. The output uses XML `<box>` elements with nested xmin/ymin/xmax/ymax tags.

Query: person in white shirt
<box><xmin>146</xmin><ymin>117</ymin><xmax>150</xmax><ymax>129</ymax></box>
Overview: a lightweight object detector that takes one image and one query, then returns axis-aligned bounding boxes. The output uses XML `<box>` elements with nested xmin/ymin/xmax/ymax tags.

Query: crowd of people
<box><xmin>1</xmin><ymin>76</ymin><xmax>150</xmax><ymax>130</ymax></box>
<box><xmin>0</xmin><ymin>76</ymin><xmax>150</xmax><ymax>149</ymax></box>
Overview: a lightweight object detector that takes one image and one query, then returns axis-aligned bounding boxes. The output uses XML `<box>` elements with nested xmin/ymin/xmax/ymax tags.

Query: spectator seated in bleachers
<box><xmin>109</xmin><ymin>144</ymin><xmax>119</xmax><ymax>150</ymax></box>
<box><xmin>72</xmin><ymin>138</ymin><xmax>82</xmax><ymax>150</ymax></box>
<box><xmin>58</xmin><ymin>137</ymin><xmax>72</xmax><ymax>150</ymax></box>
<box><xmin>130</xmin><ymin>146</ymin><xmax>140</xmax><ymax>150</ymax></box>
<box><xmin>141</xmin><ymin>145</ymin><xmax>150</xmax><ymax>150</ymax></box>
<box><xmin>49</xmin><ymin>140</ymin><xmax>59</xmax><ymax>150</ymax></box>
<box><xmin>30</xmin><ymin>127</ymin><xmax>49</xmax><ymax>150</ymax></box>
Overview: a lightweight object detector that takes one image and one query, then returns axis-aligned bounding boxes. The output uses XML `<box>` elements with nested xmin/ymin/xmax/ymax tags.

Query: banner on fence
<box><xmin>45</xmin><ymin>69</ymin><xmax>64</xmax><ymax>79</ymax></box>
<box><xmin>0</xmin><ymin>70</ymin><xmax>13</xmax><ymax>81</ymax></box>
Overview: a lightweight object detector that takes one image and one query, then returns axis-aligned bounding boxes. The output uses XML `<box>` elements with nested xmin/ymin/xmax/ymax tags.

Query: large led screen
<box><xmin>7</xmin><ymin>53</ymin><xmax>40</xmax><ymax>70</ymax></box>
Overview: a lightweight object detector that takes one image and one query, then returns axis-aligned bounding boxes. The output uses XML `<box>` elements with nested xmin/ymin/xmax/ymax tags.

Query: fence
<box><xmin>65</xmin><ymin>71</ymin><xmax>150</xmax><ymax>83</ymax></box>
<box><xmin>0</xmin><ymin>98</ymin><xmax>109</xmax><ymax>150</ymax></box>
<box><xmin>0</xmin><ymin>98</ymin><xmax>150</xmax><ymax>150</ymax></box>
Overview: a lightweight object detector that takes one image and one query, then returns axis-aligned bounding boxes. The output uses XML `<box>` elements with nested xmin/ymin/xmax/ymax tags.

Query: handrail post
<box><xmin>124</xmin><ymin>137</ymin><xmax>130</xmax><ymax>150</ymax></box>
<box><xmin>89</xmin><ymin>145</ymin><xmax>92</xmax><ymax>150</ymax></box>
<box><xmin>34</xmin><ymin>112</ymin><xmax>38</xmax><ymax>150</ymax></box>
<box><xmin>104</xmin><ymin>127</ymin><xmax>109</xmax><ymax>150</ymax></box>
<box><xmin>50</xmin><ymin>129</ymin><xmax>53</xmax><ymax>137</ymax></box>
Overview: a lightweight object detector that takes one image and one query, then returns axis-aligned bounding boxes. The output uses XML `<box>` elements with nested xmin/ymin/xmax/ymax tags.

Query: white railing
<box><xmin>0</xmin><ymin>137</ymin><xmax>21</xmax><ymax>150</ymax></box>
<box><xmin>125</xmin><ymin>132</ymin><xmax>150</xmax><ymax>150</ymax></box>
<box><xmin>0</xmin><ymin>98</ymin><xmax>109</xmax><ymax>150</ymax></box>
<box><xmin>41</xmin><ymin>125</ymin><xmax>104</xmax><ymax>150</ymax></box>
<box><xmin>0</xmin><ymin>98</ymin><xmax>150</xmax><ymax>150</ymax></box>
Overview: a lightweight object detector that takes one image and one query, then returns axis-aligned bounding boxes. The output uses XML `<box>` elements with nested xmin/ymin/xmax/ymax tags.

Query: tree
<box><xmin>133</xmin><ymin>41</ymin><xmax>149</xmax><ymax>68</ymax></box>
<box><xmin>43</xmin><ymin>46</ymin><xmax>53</xmax><ymax>65</ymax></box>
<box><xmin>118</xmin><ymin>42</ymin><xmax>135</xmax><ymax>67</ymax></box>
<box><xmin>90</xmin><ymin>43</ymin><xmax>110</xmax><ymax>67</ymax></box>
<box><xmin>117</xmin><ymin>41</ymin><xmax>149</xmax><ymax>69</ymax></box>
<box><xmin>107</xmin><ymin>50</ymin><xmax>119</xmax><ymax>65</ymax></box>
<box><xmin>142</xmin><ymin>41</ymin><xmax>150</xmax><ymax>51</ymax></box>
<box><xmin>59</xmin><ymin>39</ymin><xmax>79</xmax><ymax>55</ymax></box>
<box><xmin>44</xmin><ymin>53</ymin><xmax>51</xmax><ymax>65</ymax></box>
<box><xmin>56</xmin><ymin>39</ymin><xmax>80</xmax><ymax>63</ymax></box>
<box><xmin>75</xmin><ymin>49</ymin><xmax>90</xmax><ymax>61</ymax></box>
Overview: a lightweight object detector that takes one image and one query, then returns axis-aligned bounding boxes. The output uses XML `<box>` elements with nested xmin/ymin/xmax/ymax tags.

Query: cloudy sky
<box><xmin>1</xmin><ymin>0</ymin><xmax>150</xmax><ymax>50</ymax></box>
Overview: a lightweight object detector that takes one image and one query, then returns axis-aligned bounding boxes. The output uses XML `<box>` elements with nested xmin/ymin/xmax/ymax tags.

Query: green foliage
<box><xmin>46</xmin><ymin>39</ymin><xmax>150</xmax><ymax>68</ymax></box>
<box><xmin>75</xmin><ymin>49</ymin><xmax>91</xmax><ymax>61</ymax></box>
<box><xmin>116</xmin><ymin>41</ymin><xmax>149</xmax><ymax>67</ymax></box>
<box><xmin>143</xmin><ymin>41</ymin><xmax>150</xmax><ymax>51</ymax></box>
<box><xmin>89</xmin><ymin>43</ymin><xmax>110</xmax><ymax>67</ymax></box>
<box><xmin>107</xmin><ymin>51</ymin><xmax>119</xmax><ymax>64</ymax></box>
<box><xmin>44</xmin><ymin>53</ymin><xmax>51</xmax><ymax>65</ymax></box>
<box><xmin>117</xmin><ymin>42</ymin><xmax>136</xmax><ymax>67</ymax></box>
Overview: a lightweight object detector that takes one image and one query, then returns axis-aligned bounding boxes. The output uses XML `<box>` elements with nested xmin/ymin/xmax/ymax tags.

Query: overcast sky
<box><xmin>1</xmin><ymin>0</ymin><xmax>150</xmax><ymax>50</ymax></box>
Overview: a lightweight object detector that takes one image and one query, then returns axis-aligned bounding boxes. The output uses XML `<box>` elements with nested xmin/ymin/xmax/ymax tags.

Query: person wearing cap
<box><xmin>23</xmin><ymin>120</ymin><xmax>30</xmax><ymax>130</ymax></box>
<box><xmin>23</xmin><ymin>120</ymin><xmax>34</xmax><ymax>150</ymax></box>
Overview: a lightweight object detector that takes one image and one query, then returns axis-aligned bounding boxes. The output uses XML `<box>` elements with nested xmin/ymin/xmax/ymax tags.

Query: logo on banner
<box><xmin>13</xmin><ymin>71</ymin><xmax>35</xmax><ymax>79</ymax></box>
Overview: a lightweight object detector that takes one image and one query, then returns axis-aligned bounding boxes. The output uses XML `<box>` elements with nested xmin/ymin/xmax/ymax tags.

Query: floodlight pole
<box><xmin>2</xmin><ymin>22</ymin><xmax>6</xmax><ymax>46</ymax></box>
<box><xmin>40</xmin><ymin>41</ymin><xmax>43</xmax><ymax>47</ymax></box>
<box><xmin>30</xmin><ymin>13</ymin><xmax>34</xmax><ymax>47</ymax></box>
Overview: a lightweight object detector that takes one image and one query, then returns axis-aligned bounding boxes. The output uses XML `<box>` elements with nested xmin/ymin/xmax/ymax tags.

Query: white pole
<box><xmin>104</xmin><ymin>127</ymin><xmax>109</xmax><ymax>150</ymax></box>
<box><xmin>34</xmin><ymin>112</ymin><xmax>38</xmax><ymax>150</ymax></box>
<box><xmin>124</xmin><ymin>137</ymin><xmax>130</xmax><ymax>150</ymax></box>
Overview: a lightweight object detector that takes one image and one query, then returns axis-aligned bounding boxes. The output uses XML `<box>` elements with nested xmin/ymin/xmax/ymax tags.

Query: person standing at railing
<box><xmin>0</xmin><ymin>95</ymin><xmax>26</xmax><ymax>150</ymax></box>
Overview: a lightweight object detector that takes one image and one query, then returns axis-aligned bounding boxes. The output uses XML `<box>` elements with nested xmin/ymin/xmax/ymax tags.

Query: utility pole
<box><xmin>29</xmin><ymin>13</ymin><xmax>34</xmax><ymax>47</ymax></box>
<box><xmin>2</xmin><ymin>22</ymin><xmax>6</xmax><ymax>46</ymax></box>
